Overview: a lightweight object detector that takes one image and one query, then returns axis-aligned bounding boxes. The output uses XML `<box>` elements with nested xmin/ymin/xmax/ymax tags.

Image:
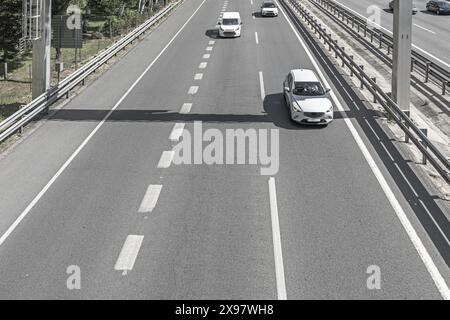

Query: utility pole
<box><xmin>392</xmin><ymin>0</ymin><xmax>413</xmax><ymax>113</ymax></box>
<box><xmin>32</xmin><ymin>0</ymin><xmax>52</xmax><ymax>99</ymax></box>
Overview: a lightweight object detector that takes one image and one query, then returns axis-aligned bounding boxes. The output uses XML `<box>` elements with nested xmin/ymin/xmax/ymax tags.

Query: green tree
<box><xmin>0</xmin><ymin>0</ymin><xmax>22</xmax><ymax>63</ymax></box>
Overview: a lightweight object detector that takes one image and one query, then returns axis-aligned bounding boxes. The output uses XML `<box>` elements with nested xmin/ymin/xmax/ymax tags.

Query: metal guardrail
<box><xmin>282</xmin><ymin>0</ymin><xmax>450</xmax><ymax>184</ymax></box>
<box><xmin>310</xmin><ymin>0</ymin><xmax>450</xmax><ymax>95</ymax></box>
<box><xmin>0</xmin><ymin>1</ymin><xmax>180</xmax><ymax>144</ymax></box>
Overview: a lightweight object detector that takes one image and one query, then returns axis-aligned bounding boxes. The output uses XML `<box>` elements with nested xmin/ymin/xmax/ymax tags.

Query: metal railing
<box><xmin>0</xmin><ymin>1</ymin><xmax>180</xmax><ymax>144</ymax></box>
<box><xmin>282</xmin><ymin>0</ymin><xmax>450</xmax><ymax>183</ymax></box>
<box><xmin>310</xmin><ymin>0</ymin><xmax>450</xmax><ymax>95</ymax></box>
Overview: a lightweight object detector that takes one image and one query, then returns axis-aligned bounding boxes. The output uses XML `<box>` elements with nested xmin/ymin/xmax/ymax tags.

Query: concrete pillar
<box><xmin>392</xmin><ymin>0</ymin><xmax>412</xmax><ymax>112</ymax></box>
<box><xmin>32</xmin><ymin>0</ymin><xmax>52</xmax><ymax>99</ymax></box>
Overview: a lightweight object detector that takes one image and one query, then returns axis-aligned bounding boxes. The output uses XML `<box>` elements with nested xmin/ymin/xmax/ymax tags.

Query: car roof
<box><xmin>263</xmin><ymin>0</ymin><xmax>275</xmax><ymax>3</ymax></box>
<box><xmin>291</xmin><ymin>69</ymin><xmax>319</xmax><ymax>82</ymax></box>
<box><xmin>222</xmin><ymin>12</ymin><xmax>241</xmax><ymax>19</ymax></box>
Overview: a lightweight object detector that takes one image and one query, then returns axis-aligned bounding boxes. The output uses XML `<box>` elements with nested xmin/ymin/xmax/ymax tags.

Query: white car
<box><xmin>218</xmin><ymin>12</ymin><xmax>242</xmax><ymax>38</ymax></box>
<box><xmin>283</xmin><ymin>69</ymin><xmax>333</xmax><ymax>125</ymax></box>
<box><xmin>261</xmin><ymin>0</ymin><xmax>279</xmax><ymax>16</ymax></box>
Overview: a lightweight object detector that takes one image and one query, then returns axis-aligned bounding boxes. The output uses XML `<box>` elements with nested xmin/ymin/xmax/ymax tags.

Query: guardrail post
<box><xmin>341</xmin><ymin>47</ymin><xmax>345</xmax><ymax>67</ymax></box>
<box><xmin>379</xmin><ymin>33</ymin><xmax>383</xmax><ymax>49</ymax></box>
<box><xmin>3</xmin><ymin>62</ymin><xmax>7</xmax><ymax>81</ymax></box>
<box><xmin>20</xmin><ymin>105</ymin><xmax>25</xmax><ymax>134</ymax></box>
<box><xmin>371</xmin><ymin>77</ymin><xmax>377</xmax><ymax>103</ymax></box>
<box><xmin>349</xmin><ymin>55</ymin><xmax>354</xmax><ymax>76</ymax></box>
<box><xmin>424</xmin><ymin>62</ymin><xmax>431</xmax><ymax>82</ymax></box>
<box><xmin>334</xmin><ymin>40</ymin><xmax>338</xmax><ymax>57</ymax></box>
<box><xmin>387</xmin><ymin>45</ymin><xmax>392</xmax><ymax>55</ymax></box>
<box><xmin>370</xmin><ymin>32</ymin><xmax>374</xmax><ymax>43</ymax></box>
<box><xmin>364</xmin><ymin>25</ymin><xmax>367</xmax><ymax>37</ymax></box>
<box><xmin>403</xmin><ymin>111</ymin><xmax>410</xmax><ymax>143</ymax></box>
<box><xmin>420</xmin><ymin>128</ymin><xmax>428</xmax><ymax>165</ymax></box>
<box><xmin>411</xmin><ymin>59</ymin><xmax>414</xmax><ymax>72</ymax></box>
<box><xmin>359</xmin><ymin>65</ymin><xmax>365</xmax><ymax>89</ymax></box>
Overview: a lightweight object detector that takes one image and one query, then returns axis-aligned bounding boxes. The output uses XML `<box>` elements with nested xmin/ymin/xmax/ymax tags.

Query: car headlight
<box><xmin>293</xmin><ymin>103</ymin><xmax>303</xmax><ymax>112</ymax></box>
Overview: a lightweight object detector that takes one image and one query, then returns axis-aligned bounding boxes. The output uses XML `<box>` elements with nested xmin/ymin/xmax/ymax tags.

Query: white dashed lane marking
<box><xmin>180</xmin><ymin>103</ymin><xmax>192</xmax><ymax>114</ymax></box>
<box><xmin>188</xmin><ymin>86</ymin><xmax>199</xmax><ymax>95</ymax></box>
<box><xmin>114</xmin><ymin>235</ymin><xmax>144</xmax><ymax>275</ymax></box>
<box><xmin>158</xmin><ymin>151</ymin><xmax>175</xmax><ymax>169</ymax></box>
<box><xmin>138</xmin><ymin>185</ymin><xmax>163</xmax><ymax>213</ymax></box>
<box><xmin>169</xmin><ymin>123</ymin><xmax>186</xmax><ymax>142</ymax></box>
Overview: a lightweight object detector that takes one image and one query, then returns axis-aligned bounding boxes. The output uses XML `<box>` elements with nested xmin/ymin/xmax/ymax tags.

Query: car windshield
<box><xmin>263</xmin><ymin>3</ymin><xmax>276</xmax><ymax>8</ymax></box>
<box><xmin>293</xmin><ymin>82</ymin><xmax>325</xmax><ymax>96</ymax></box>
<box><xmin>222</xmin><ymin>18</ymin><xmax>239</xmax><ymax>25</ymax></box>
<box><xmin>438</xmin><ymin>2</ymin><xmax>450</xmax><ymax>8</ymax></box>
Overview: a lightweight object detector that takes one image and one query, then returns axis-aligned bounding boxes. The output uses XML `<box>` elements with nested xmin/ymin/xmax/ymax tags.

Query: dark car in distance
<box><xmin>426</xmin><ymin>1</ymin><xmax>450</xmax><ymax>15</ymax></box>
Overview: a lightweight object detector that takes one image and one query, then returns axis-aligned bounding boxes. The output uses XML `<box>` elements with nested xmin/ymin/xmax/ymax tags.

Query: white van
<box><xmin>218</xmin><ymin>12</ymin><xmax>242</xmax><ymax>38</ymax></box>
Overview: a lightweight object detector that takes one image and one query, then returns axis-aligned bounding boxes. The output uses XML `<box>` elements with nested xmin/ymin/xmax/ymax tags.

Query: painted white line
<box><xmin>194</xmin><ymin>73</ymin><xmax>203</xmax><ymax>80</ymax></box>
<box><xmin>169</xmin><ymin>122</ymin><xmax>185</xmax><ymax>142</ymax></box>
<box><xmin>255</xmin><ymin>31</ymin><xmax>259</xmax><ymax>44</ymax></box>
<box><xmin>268</xmin><ymin>177</ymin><xmax>287</xmax><ymax>300</ymax></box>
<box><xmin>115</xmin><ymin>235</ymin><xmax>144</xmax><ymax>275</ymax></box>
<box><xmin>380</xmin><ymin>141</ymin><xmax>395</xmax><ymax>162</ymax></box>
<box><xmin>199</xmin><ymin>62</ymin><xmax>208</xmax><ymax>69</ymax></box>
<box><xmin>138</xmin><ymin>184</ymin><xmax>163</xmax><ymax>213</ymax></box>
<box><xmin>180</xmin><ymin>103</ymin><xmax>192</xmax><ymax>114</ymax></box>
<box><xmin>276</xmin><ymin>0</ymin><xmax>450</xmax><ymax>300</ymax></box>
<box><xmin>203</xmin><ymin>53</ymin><xmax>211</xmax><ymax>59</ymax></box>
<box><xmin>206</xmin><ymin>46</ymin><xmax>213</xmax><ymax>51</ymax></box>
<box><xmin>251</xmin><ymin>0</ymin><xmax>254</xmax><ymax>5</ymax></box>
<box><xmin>158</xmin><ymin>151</ymin><xmax>175</xmax><ymax>169</ymax></box>
<box><xmin>414</xmin><ymin>24</ymin><xmax>436</xmax><ymax>34</ymax></box>
<box><xmin>188</xmin><ymin>86</ymin><xmax>199</xmax><ymax>95</ymax></box>
<box><xmin>364</xmin><ymin>119</ymin><xmax>381</xmax><ymax>141</ymax></box>
<box><xmin>259</xmin><ymin>71</ymin><xmax>266</xmax><ymax>101</ymax></box>
<box><xmin>333</xmin><ymin>0</ymin><xmax>450</xmax><ymax>68</ymax></box>
<box><xmin>208</xmin><ymin>40</ymin><xmax>215</xmax><ymax>45</ymax></box>
<box><xmin>0</xmin><ymin>0</ymin><xmax>210</xmax><ymax>249</ymax></box>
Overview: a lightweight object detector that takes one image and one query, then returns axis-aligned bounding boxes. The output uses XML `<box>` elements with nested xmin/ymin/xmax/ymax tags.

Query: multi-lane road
<box><xmin>331</xmin><ymin>0</ymin><xmax>450</xmax><ymax>68</ymax></box>
<box><xmin>0</xmin><ymin>0</ymin><xmax>449</xmax><ymax>299</ymax></box>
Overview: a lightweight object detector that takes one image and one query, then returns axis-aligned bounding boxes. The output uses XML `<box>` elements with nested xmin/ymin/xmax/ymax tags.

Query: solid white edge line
<box><xmin>158</xmin><ymin>151</ymin><xmax>175</xmax><ymax>169</ymax></box>
<box><xmin>169</xmin><ymin>122</ymin><xmax>186</xmax><ymax>142</ymax></box>
<box><xmin>268</xmin><ymin>177</ymin><xmax>288</xmax><ymax>300</ymax></box>
<box><xmin>259</xmin><ymin>71</ymin><xmax>266</xmax><ymax>101</ymax></box>
<box><xmin>114</xmin><ymin>235</ymin><xmax>144</xmax><ymax>275</ymax></box>
<box><xmin>138</xmin><ymin>184</ymin><xmax>163</xmax><ymax>213</ymax></box>
<box><xmin>255</xmin><ymin>31</ymin><xmax>259</xmax><ymax>44</ymax></box>
<box><xmin>275</xmin><ymin>0</ymin><xmax>450</xmax><ymax>300</ymax></box>
<box><xmin>0</xmin><ymin>0</ymin><xmax>209</xmax><ymax>248</ymax></box>
<box><xmin>332</xmin><ymin>0</ymin><xmax>450</xmax><ymax>68</ymax></box>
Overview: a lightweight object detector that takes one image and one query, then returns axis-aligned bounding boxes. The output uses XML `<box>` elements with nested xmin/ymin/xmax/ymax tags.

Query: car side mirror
<box><xmin>325</xmin><ymin>88</ymin><xmax>331</xmax><ymax>93</ymax></box>
<box><xmin>218</xmin><ymin>21</ymin><xmax>221</xmax><ymax>25</ymax></box>
<box><xmin>284</xmin><ymin>86</ymin><xmax>290</xmax><ymax>92</ymax></box>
